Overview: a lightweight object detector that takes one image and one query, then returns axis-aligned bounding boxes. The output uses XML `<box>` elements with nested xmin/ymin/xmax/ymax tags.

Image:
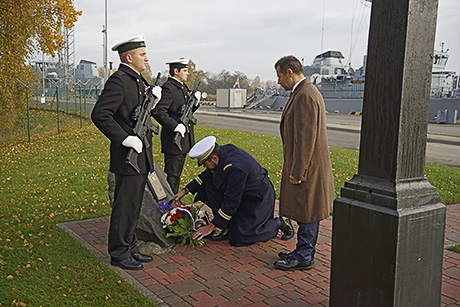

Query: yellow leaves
<box><xmin>7</xmin><ymin>275</ymin><xmax>14</xmax><ymax>281</ymax></box>
<box><xmin>0</xmin><ymin>0</ymin><xmax>81</xmax><ymax>126</ymax></box>
<box><xmin>11</xmin><ymin>300</ymin><xmax>26</xmax><ymax>307</ymax></box>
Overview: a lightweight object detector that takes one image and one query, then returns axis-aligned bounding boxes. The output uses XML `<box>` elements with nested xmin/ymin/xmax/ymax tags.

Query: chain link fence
<box><xmin>12</xmin><ymin>81</ymin><xmax>102</xmax><ymax>143</ymax></box>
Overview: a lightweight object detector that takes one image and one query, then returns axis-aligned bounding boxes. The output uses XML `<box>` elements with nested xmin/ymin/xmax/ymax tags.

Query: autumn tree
<box><xmin>233</xmin><ymin>71</ymin><xmax>253</xmax><ymax>93</ymax></box>
<box><xmin>251</xmin><ymin>76</ymin><xmax>262</xmax><ymax>89</ymax></box>
<box><xmin>0</xmin><ymin>0</ymin><xmax>81</xmax><ymax>128</ymax></box>
<box><xmin>185</xmin><ymin>59</ymin><xmax>205</xmax><ymax>90</ymax></box>
<box><xmin>140</xmin><ymin>63</ymin><xmax>154</xmax><ymax>84</ymax></box>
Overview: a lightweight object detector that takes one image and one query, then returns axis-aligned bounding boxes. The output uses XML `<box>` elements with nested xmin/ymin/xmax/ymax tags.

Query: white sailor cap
<box><xmin>111</xmin><ymin>35</ymin><xmax>146</xmax><ymax>54</ymax></box>
<box><xmin>166</xmin><ymin>58</ymin><xmax>189</xmax><ymax>69</ymax></box>
<box><xmin>189</xmin><ymin>136</ymin><xmax>216</xmax><ymax>166</ymax></box>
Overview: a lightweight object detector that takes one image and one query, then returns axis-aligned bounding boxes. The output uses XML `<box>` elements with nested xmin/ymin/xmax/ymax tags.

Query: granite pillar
<box><xmin>329</xmin><ymin>0</ymin><xmax>446</xmax><ymax>306</ymax></box>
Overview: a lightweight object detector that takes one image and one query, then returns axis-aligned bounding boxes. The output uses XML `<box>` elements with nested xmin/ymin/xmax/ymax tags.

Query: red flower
<box><xmin>169</xmin><ymin>211</ymin><xmax>183</xmax><ymax>223</ymax></box>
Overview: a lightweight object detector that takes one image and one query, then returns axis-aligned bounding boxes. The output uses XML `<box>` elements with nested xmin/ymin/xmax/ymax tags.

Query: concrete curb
<box><xmin>195</xmin><ymin>110</ymin><xmax>460</xmax><ymax>146</ymax></box>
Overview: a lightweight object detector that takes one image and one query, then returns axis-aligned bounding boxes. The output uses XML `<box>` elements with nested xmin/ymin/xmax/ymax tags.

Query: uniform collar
<box><xmin>171</xmin><ymin>76</ymin><xmax>183</xmax><ymax>84</ymax></box>
<box><xmin>120</xmin><ymin>62</ymin><xmax>141</xmax><ymax>75</ymax></box>
<box><xmin>118</xmin><ymin>64</ymin><xmax>147</xmax><ymax>87</ymax></box>
<box><xmin>168</xmin><ymin>77</ymin><xmax>188</xmax><ymax>90</ymax></box>
<box><xmin>215</xmin><ymin>146</ymin><xmax>228</xmax><ymax>174</ymax></box>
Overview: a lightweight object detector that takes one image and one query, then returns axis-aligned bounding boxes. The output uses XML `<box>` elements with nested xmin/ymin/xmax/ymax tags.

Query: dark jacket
<box><xmin>186</xmin><ymin>144</ymin><xmax>279</xmax><ymax>246</ymax></box>
<box><xmin>153</xmin><ymin>77</ymin><xmax>195</xmax><ymax>154</ymax></box>
<box><xmin>91</xmin><ymin>64</ymin><xmax>153</xmax><ymax>175</ymax></box>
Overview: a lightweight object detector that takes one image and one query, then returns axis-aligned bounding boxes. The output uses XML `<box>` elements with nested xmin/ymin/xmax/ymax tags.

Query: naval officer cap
<box><xmin>166</xmin><ymin>58</ymin><xmax>189</xmax><ymax>69</ymax></box>
<box><xmin>189</xmin><ymin>136</ymin><xmax>216</xmax><ymax>166</ymax></box>
<box><xmin>111</xmin><ymin>35</ymin><xmax>146</xmax><ymax>54</ymax></box>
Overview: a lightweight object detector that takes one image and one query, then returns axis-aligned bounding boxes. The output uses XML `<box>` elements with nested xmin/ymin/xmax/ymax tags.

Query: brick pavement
<box><xmin>58</xmin><ymin>203</ymin><xmax>460</xmax><ymax>306</ymax></box>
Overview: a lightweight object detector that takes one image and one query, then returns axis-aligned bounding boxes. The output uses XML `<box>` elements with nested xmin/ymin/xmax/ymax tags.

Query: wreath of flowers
<box><xmin>159</xmin><ymin>200</ymin><xmax>210</xmax><ymax>248</ymax></box>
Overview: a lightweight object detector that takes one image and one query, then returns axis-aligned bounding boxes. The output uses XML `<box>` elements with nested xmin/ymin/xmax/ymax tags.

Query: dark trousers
<box><xmin>292</xmin><ymin>221</ymin><xmax>320</xmax><ymax>261</ymax></box>
<box><xmin>164</xmin><ymin>153</ymin><xmax>186</xmax><ymax>194</ymax></box>
<box><xmin>108</xmin><ymin>173</ymin><xmax>147</xmax><ymax>261</ymax></box>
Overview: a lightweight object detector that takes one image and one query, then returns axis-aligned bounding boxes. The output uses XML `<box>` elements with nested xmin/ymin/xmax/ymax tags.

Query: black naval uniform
<box><xmin>91</xmin><ymin>64</ymin><xmax>153</xmax><ymax>262</ymax></box>
<box><xmin>153</xmin><ymin>77</ymin><xmax>197</xmax><ymax>193</ymax></box>
<box><xmin>185</xmin><ymin>144</ymin><xmax>280</xmax><ymax>246</ymax></box>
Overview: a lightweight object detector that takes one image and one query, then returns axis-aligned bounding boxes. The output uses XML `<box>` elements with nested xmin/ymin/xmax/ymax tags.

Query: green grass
<box><xmin>1</xmin><ymin>109</ymin><xmax>459</xmax><ymax>306</ymax></box>
<box><xmin>448</xmin><ymin>244</ymin><xmax>460</xmax><ymax>254</ymax></box>
<box><xmin>0</xmin><ymin>106</ymin><xmax>91</xmax><ymax>146</ymax></box>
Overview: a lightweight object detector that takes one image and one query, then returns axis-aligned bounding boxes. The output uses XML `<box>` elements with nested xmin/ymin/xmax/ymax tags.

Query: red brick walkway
<box><xmin>59</xmin><ymin>204</ymin><xmax>460</xmax><ymax>306</ymax></box>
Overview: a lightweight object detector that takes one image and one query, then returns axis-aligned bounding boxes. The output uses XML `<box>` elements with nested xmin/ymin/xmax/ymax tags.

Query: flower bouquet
<box><xmin>159</xmin><ymin>200</ymin><xmax>210</xmax><ymax>248</ymax></box>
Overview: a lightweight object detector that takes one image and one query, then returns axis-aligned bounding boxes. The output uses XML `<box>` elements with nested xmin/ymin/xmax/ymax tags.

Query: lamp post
<box><xmin>102</xmin><ymin>0</ymin><xmax>108</xmax><ymax>84</ymax></box>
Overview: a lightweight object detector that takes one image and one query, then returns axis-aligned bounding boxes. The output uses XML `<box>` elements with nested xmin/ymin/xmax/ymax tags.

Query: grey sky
<box><xmin>73</xmin><ymin>0</ymin><xmax>460</xmax><ymax>82</ymax></box>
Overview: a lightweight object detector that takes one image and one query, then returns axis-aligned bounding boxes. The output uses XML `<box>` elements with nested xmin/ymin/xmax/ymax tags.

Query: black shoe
<box><xmin>132</xmin><ymin>252</ymin><xmax>153</xmax><ymax>263</ymax></box>
<box><xmin>279</xmin><ymin>217</ymin><xmax>294</xmax><ymax>241</ymax></box>
<box><xmin>278</xmin><ymin>251</ymin><xmax>315</xmax><ymax>263</ymax></box>
<box><xmin>110</xmin><ymin>257</ymin><xmax>143</xmax><ymax>270</ymax></box>
<box><xmin>278</xmin><ymin>251</ymin><xmax>294</xmax><ymax>260</ymax></box>
<box><xmin>210</xmin><ymin>227</ymin><xmax>230</xmax><ymax>241</ymax></box>
<box><xmin>273</xmin><ymin>257</ymin><xmax>313</xmax><ymax>271</ymax></box>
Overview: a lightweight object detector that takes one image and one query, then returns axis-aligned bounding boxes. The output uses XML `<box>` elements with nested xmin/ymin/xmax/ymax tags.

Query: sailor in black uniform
<box><xmin>153</xmin><ymin>58</ymin><xmax>200</xmax><ymax>193</ymax></box>
<box><xmin>91</xmin><ymin>35</ymin><xmax>161</xmax><ymax>270</ymax></box>
<box><xmin>171</xmin><ymin>136</ymin><xmax>294</xmax><ymax>246</ymax></box>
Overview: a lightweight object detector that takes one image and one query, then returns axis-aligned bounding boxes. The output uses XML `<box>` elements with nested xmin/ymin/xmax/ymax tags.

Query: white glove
<box><xmin>194</xmin><ymin>91</ymin><xmax>201</xmax><ymax>106</ymax></box>
<box><xmin>122</xmin><ymin>136</ymin><xmax>143</xmax><ymax>154</ymax></box>
<box><xmin>174</xmin><ymin>123</ymin><xmax>186</xmax><ymax>138</ymax></box>
<box><xmin>151</xmin><ymin>86</ymin><xmax>162</xmax><ymax>109</ymax></box>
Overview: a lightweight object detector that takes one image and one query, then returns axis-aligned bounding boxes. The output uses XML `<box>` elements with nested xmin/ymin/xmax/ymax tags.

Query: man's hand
<box><xmin>174</xmin><ymin>123</ymin><xmax>186</xmax><ymax>137</ymax></box>
<box><xmin>170</xmin><ymin>189</ymin><xmax>187</xmax><ymax>203</ymax></box>
<box><xmin>289</xmin><ymin>175</ymin><xmax>302</xmax><ymax>185</ymax></box>
<box><xmin>192</xmin><ymin>223</ymin><xmax>216</xmax><ymax>240</ymax></box>
<box><xmin>122</xmin><ymin>136</ymin><xmax>143</xmax><ymax>153</ymax></box>
<box><xmin>151</xmin><ymin>86</ymin><xmax>162</xmax><ymax>109</ymax></box>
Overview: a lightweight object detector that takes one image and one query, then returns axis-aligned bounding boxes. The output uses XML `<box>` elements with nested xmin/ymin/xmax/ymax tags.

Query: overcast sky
<box><xmin>72</xmin><ymin>0</ymin><xmax>460</xmax><ymax>82</ymax></box>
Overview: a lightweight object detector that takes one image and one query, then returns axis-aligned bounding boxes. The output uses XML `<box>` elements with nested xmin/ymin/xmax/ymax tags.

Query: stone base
<box><xmin>138</xmin><ymin>240</ymin><xmax>174</xmax><ymax>255</ymax></box>
<box><xmin>108</xmin><ymin>160</ymin><xmax>176</xmax><ymax>249</ymax></box>
<box><xmin>330</xmin><ymin>176</ymin><xmax>446</xmax><ymax>306</ymax></box>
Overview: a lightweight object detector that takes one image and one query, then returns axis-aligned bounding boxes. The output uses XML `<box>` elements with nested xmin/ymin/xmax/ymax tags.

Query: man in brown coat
<box><xmin>273</xmin><ymin>55</ymin><xmax>334</xmax><ymax>271</ymax></box>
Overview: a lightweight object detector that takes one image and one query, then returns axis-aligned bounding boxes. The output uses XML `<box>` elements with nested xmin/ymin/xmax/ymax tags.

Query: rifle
<box><xmin>126</xmin><ymin>72</ymin><xmax>161</xmax><ymax>173</ymax></box>
<box><xmin>173</xmin><ymin>81</ymin><xmax>201</xmax><ymax>151</ymax></box>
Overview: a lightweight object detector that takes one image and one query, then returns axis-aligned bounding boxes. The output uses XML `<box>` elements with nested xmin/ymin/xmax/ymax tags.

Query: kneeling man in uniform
<box><xmin>171</xmin><ymin>136</ymin><xmax>294</xmax><ymax>246</ymax></box>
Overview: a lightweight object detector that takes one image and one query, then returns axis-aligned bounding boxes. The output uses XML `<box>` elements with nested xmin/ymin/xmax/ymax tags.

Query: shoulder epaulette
<box><xmin>223</xmin><ymin>164</ymin><xmax>232</xmax><ymax>171</ymax></box>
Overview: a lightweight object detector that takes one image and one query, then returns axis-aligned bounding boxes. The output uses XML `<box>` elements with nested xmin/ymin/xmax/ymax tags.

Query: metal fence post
<box><xmin>74</xmin><ymin>87</ymin><xmax>77</xmax><ymax>114</ymax></box>
<box><xmin>84</xmin><ymin>85</ymin><xmax>87</xmax><ymax>115</ymax></box>
<box><xmin>16</xmin><ymin>78</ymin><xmax>35</xmax><ymax>142</ymax></box>
<box><xmin>79</xmin><ymin>86</ymin><xmax>83</xmax><ymax>128</ymax></box>
<box><xmin>56</xmin><ymin>86</ymin><xmax>60</xmax><ymax>134</ymax></box>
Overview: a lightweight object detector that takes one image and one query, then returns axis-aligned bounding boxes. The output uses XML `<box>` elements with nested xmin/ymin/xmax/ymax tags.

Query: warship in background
<box><xmin>246</xmin><ymin>46</ymin><xmax>460</xmax><ymax>119</ymax></box>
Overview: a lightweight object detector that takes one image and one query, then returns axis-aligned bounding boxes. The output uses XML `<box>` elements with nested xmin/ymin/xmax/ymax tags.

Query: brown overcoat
<box><xmin>279</xmin><ymin>78</ymin><xmax>334</xmax><ymax>223</ymax></box>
